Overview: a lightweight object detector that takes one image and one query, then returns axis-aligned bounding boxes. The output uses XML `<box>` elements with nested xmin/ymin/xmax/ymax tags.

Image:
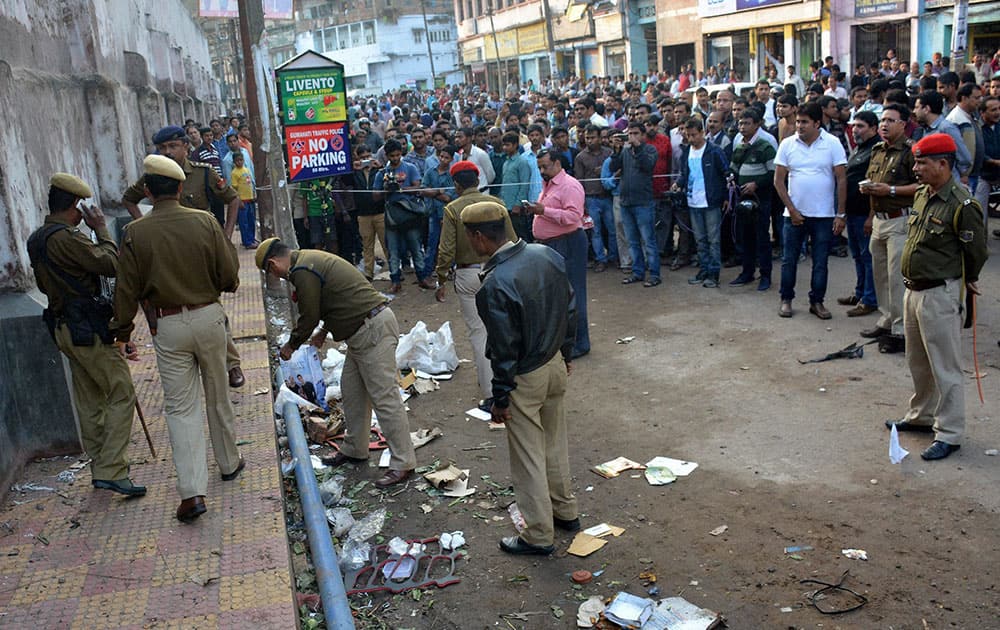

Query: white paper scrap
<box><xmin>379</xmin><ymin>449</ymin><xmax>392</xmax><ymax>468</ymax></box>
<box><xmin>465</xmin><ymin>407</ymin><xmax>492</xmax><ymax>422</ymax></box>
<box><xmin>889</xmin><ymin>425</ymin><xmax>909</xmax><ymax>464</ymax></box>
<box><xmin>645</xmin><ymin>456</ymin><xmax>699</xmax><ymax>477</ymax></box>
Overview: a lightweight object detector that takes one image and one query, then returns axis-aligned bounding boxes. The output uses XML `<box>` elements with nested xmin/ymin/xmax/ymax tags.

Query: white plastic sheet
<box><xmin>395</xmin><ymin>321</ymin><xmax>460</xmax><ymax>374</ymax></box>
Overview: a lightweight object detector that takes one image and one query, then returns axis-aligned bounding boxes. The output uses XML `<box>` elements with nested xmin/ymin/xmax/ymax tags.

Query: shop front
<box><xmin>698</xmin><ymin>0</ymin><xmax>824</xmax><ymax>81</ymax></box>
<box><xmin>594</xmin><ymin>9</ymin><xmax>624</xmax><ymax>78</ymax></box>
<box><xmin>551</xmin><ymin>2</ymin><xmax>595</xmax><ymax>80</ymax></box>
<box><xmin>517</xmin><ymin>23</ymin><xmax>552</xmax><ymax>85</ymax></box>
<box><xmin>657</xmin><ymin>0</ymin><xmax>700</xmax><ymax>76</ymax></box>
<box><xmin>917</xmin><ymin>1</ymin><xmax>1000</xmax><ymax>67</ymax></box>
<box><xmin>833</xmin><ymin>1</ymin><xmax>916</xmax><ymax>72</ymax></box>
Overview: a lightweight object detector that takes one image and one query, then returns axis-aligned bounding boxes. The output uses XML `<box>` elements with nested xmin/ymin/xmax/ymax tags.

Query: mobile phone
<box><xmin>361</xmin><ymin>159</ymin><xmax>372</xmax><ymax>167</ymax></box>
<box><xmin>859</xmin><ymin>179</ymin><xmax>873</xmax><ymax>188</ymax></box>
<box><xmin>519</xmin><ymin>200</ymin><xmax>530</xmax><ymax>207</ymax></box>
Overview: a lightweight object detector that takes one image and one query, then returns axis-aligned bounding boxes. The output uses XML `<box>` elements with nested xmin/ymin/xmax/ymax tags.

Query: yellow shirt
<box><xmin>230</xmin><ymin>165</ymin><xmax>255</xmax><ymax>201</ymax></box>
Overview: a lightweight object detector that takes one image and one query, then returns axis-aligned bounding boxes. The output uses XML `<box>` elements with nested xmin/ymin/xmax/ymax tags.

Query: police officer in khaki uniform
<box><xmin>464</xmin><ymin>201</ymin><xmax>578</xmax><ymax>556</ymax></box>
<box><xmin>112</xmin><ymin>155</ymin><xmax>244</xmax><ymax>521</ymax></box>
<box><xmin>121</xmin><ymin>125</ymin><xmax>246</xmax><ymax>388</ymax></box>
<box><xmin>860</xmin><ymin>103</ymin><xmax>918</xmax><ymax>350</ymax></box>
<box><xmin>256</xmin><ymin>238</ymin><xmax>417</xmax><ymax>488</ymax></box>
<box><xmin>885</xmin><ymin>134</ymin><xmax>988</xmax><ymax>461</ymax></box>
<box><xmin>433</xmin><ymin>161</ymin><xmax>515</xmax><ymax>408</ymax></box>
<box><xmin>27</xmin><ymin>174</ymin><xmax>145</xmax><ymax>497</ymax></box>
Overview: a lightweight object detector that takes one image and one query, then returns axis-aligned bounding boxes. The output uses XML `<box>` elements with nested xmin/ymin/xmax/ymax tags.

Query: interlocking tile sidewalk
<box><xmin>0</xmin><ymin>248</ymin><xmax>296</xmax><ymax>629</ymax></box>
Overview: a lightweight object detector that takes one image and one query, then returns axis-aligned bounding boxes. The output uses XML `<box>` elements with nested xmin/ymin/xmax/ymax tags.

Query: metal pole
<box><xmin>420</xmin><ymin>0</ymin><xmax>438</xmax><ymax>88</ymax></box>
<box><xmin>487</xmin><ymin>5</ymin><xmax>504</xmax><ymax>93</ymax></box>
<box><xmin>283</xmin><ymin>401</ymin><xmax>355</xmax><ymax>629</ymax></box>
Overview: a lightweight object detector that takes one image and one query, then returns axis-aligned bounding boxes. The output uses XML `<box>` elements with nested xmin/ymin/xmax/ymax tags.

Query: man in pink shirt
<box><xmin>521</xmin><ymin>150</ymin><xmax>589</xmax><ymax>358</ymax></box>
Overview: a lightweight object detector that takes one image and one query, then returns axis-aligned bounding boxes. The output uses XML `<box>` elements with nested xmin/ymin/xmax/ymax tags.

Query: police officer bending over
<box><xmin>28</xmin><ymin>173</ymin><xmax>145</xmax><ymax>496</ymax></box>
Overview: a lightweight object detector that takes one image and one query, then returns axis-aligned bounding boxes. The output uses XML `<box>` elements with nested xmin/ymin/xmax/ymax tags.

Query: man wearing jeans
<box><xmin>774</xmin><ymin>102</ymin><xmax>848</xmax><ymax>319</ymax></box>
<box><xmin>675</xmin><ymin>118</ymin><xmax>729</xmax><ymax>288</ymax></box>
<box><xmin>575</xmin><ymin>125</ymin><xmax>614</xmax><ymax>271</ymax></box>
<box><xmin>611</xmin><ymin>122</ymin><xmax>660</xmax><ymax>287</ymax></box>
<box><xmin>836</xmin><ymin>110</ymin><xmax>880</xmax><ymax>317</ymax></box>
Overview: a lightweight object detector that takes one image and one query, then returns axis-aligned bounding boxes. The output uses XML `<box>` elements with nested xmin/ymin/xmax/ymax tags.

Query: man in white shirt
<box><xmin>785</xmin><ymin>65</ymin><xmax>806</xmax><ymax>99</ymax></box>
<box><xmin>455</xmin><ymin>127</ymin><xmax>495</xmax><ymax>190</ymax></box>
<box><xmin>824</xmin><ymin>73</ymin><xmax>848</xmax><ymax>100</ymax></box>
<box><xmin>773</xmin><ymin>102</ymin><xmax>847</xmax><ymax>319</ymax></box>
<box><xmin>755</xmin><ymin>79</ymin><xmax>777</xmax><ymax>128</ymax></box>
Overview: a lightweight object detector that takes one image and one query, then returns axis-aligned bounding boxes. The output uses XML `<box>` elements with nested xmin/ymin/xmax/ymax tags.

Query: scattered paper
<box><xmin>889</xmin><ymin>425</ymin><xmax>909</xmax><ymax>464</ymax></box>
<box><xmin>488</xmin><ymin>422</ymin><xmax>506</xmax><ymax>431</ymax></box>
<box><xmin>842</xmin><ymin>548</ymin><xmax>868</xmax><ymax>561</ymax></box>
<box><xmin>412</xmin><ymin>378</ymin><xmax>440</xmax><ymax>395</ymax></box>
<box><xmin>645</xmin><ymin>456</ymin><xmax>699</xmax><ymax>477</ymax></box>
<box><xmin>378</xmin><ymin>449</ymin><xmax>392</xmax><ymax>468</ymax></box>
<box><xmin>466</xmin><ymin>407</ymin><xmax>492</xmax><ymax>422</ymax></box>
<box><xmin>616</xmin><ymin>336</ymin><xmax>636</xmax><ymax>344</ymax></box>
<box><xmin>414</xmin><ymin>369</ymin><xmax>453</xmax><ymax>380</ymax></box>
<box><xmin>410</xmin><ymin>427</ymin><xmax>443</xmax><ymax>448</ymax></box>
<box><xmin>642</xmin><ymin>596</ymin><xmax>723</xmax><ymax>630</ymax></box>
<box><xmin>577</xmin><ymin>595</ymin><xmax>606</xmax><ymax>628</ymax></box>
<box><xmin>568</xmin><ymin>532</ymin><xmax>609</xmax><ymax>557</ymax></box>
<box><xmin>382</xmin><ymin>556</ymin><xmax>416</xmax><ymax>580</ymax></box>
<box><xmin>592</xmin><ymin>456</ymin><xmax>645</xmax><ymax>479</ymax></box>
<box><xmin>604</xmin><ymin>592</ymin><xmax>655</xmax><ymax>628</ymax></box>
<box><xmin>440</xmin><ymin>531</ymin><xmax>465</xmax><ymax>550</ymax></box>
<box><xmin>709</xmin><ymin>525</ymin><xmax>728</xmax><ymax>536</ymax></box>
<box><xmin>423</xmin><ymin>465</ymin><xmax>476</xmax><ymax>497</ymax></box>
<box><xmin>644</xmin><ymin>466</ymin><xmax>677</xmax><ymax>486</ymax></box>
<box><xmin>582</xmin><ymin>523</ymin><xmax>626</xmax><ymax>538</ymax></box>
<box><xmin>309</xmin><ymin>455</ymin><xmax>328</xmax><ymax>471</ymax></box>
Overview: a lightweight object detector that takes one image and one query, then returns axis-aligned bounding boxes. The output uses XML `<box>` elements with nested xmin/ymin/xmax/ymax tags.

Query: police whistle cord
<box><xmin>134</xmin><ymin>399</ymin><xmax>157</xmax><ymax>458</ymax></box>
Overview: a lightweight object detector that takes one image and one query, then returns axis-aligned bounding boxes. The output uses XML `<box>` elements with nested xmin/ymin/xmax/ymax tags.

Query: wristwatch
<box><xmin>890</xmin><ymin>185</ymin><xmax>896</xmax><ymax>197</ymax></box>
<box><xmin>835</xmin><ymin>213</ymin><xmax>846</xmax><ymax>219</ymax></box>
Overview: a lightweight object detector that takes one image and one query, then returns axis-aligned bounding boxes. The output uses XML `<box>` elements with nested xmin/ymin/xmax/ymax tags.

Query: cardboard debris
<box><xmin>411</xmin><ymin>427</ymin><xmax>443</xmax><ymax>449</ymax></box>
<box><xmin>398</xmin><ymin>371</ymin><xmax>417</xmax><ymax>390</ymax></box>
<box><xmin>592</xmin><ymin>457</ymin><xmax>645</xmax><ymax>479</ymax></box>
<box><xmin>567</xmin><ymin>532</ymin><xmax>608</xmax><ymax>557</ymax></box>
<box><xmin>642</xmin><ymin>596</ymin><xmax>723</xmax><ymax>630</ymax></box>
<box><xmin>582</xmin><ymin>523</ymin><xmax>626</xmax><ymax>538</ymax></box>
<box><xmin>423</xmin><ymin>464</ymin><xmax>476</xmax><ymax>497</ymax></box>
<box><xmin>465</xmin><ymin>407</ymin><xmax>492</xmax><ymax>422</ymax></box>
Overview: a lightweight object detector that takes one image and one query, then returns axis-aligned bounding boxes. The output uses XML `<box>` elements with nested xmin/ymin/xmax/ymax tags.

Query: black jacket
<box><xmin>475</xmin><ymin>240</ymin><xmax>577</xmax><ymax>408</ymax></box>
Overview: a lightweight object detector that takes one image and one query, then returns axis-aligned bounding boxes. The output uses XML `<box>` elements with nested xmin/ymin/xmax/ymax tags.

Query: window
<box><xmin>324</xmin><ymin>27</ymin><xmax>338</xmax><ymax>51</ymax></box>
<box><xmin>313</xmin><ymin>29</ymin><xmax>325</xmax><ymax>50</ymax></box>
<box><xmin>364</xmin><ymin>21</ymin><xmax>376</xmax><ymax>45</ymax></box>
<box><xmin>351</xmin><ymin>23</ymin><xmax>362</xmax><ymax>47</ymax></box>
<box><xmin>337</xmin><ymin>25</ymin><xmax>350</xmax><ymax>49</ymax></box>
<box><xmin>413</xmin><ymin>28</ymin><xmax>425</xmax><ymax>43</ymax></box>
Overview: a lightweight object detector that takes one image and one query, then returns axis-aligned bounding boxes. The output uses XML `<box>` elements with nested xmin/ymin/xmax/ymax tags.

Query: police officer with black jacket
<box><xmin>28</xmin><ymin>173</ymin><xmax>145</xmax><ymax>496</ymax></box>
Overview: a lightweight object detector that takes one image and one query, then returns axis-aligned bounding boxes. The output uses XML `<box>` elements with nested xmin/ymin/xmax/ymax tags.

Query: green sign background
<box><xmin>278</xmin><ymin>67</ymin><xmax>347</xmax><ymax>126</ymax></box>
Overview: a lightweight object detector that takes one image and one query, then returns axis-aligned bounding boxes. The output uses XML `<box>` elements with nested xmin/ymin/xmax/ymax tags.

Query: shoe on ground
<box><xmin>478</xmin><ymin>397</ymin><xmax>494</xmax><ymax>413</ymax></box>
<box><xmin>809</xmin><ymin>302</ymin><xmax>832</xmax><ymax>320</ymax></box>
<box><xmin>687</xmin><ymin>272</ymin><xmax>706</xmax><ymax>285</ymax></box>
<box><xmin>669</xmin><ymin>258</ymin><xmax>690</xmax><ymax>271</ymax></box>
<box><xmin>177</xmin><ymin>496</ymin><xmax>207</xmax><ymax>523</ymax></box>
<box><xmin>729</xmin><ymin>274</ymin><xmax>753</xmax><ymax>286</ymax></box>
<box><xmin>593</xmin><ymin>262</ymin><xmax>607</xmax><ymax>273</ymax></box>
<box><xmin>921</xmin><ymin>441</ymin><xmax>960</xmax><ymax>460</ymax></box>
<box><xmin>499</xmin><ymin>535</ymin><xmax>555</xmax><ymax>556</ymax></box>
<box><xmin>837</xmin><ymin>295</ymin><xmax>860</xmax><ymax>306</ymax></box>
<box><xmin>221</xmin><ymin>455</ymin><xmax>245</xmax><ymax>481</ymax></box>
<box><xmin>846</xmin><ymin>303</ymin><xmax>877</xmax><ymax>317</ymax></box>
<box><xmin>878</xmin><ymin>334</ymin><xmax>905</xmax><ymax>354</ymax></box>
<box><xmin>757</xmin><ymin>276</ymin><xmax>771</xmax><ymax>291</ymax></box>
<box><xmin>228</xmin><ymin>367</ymin><xmax>245</xmax><ymax>388</ymax></box>
<box><xmin>643</xmin><ymin>277</ymin><xmax>662</xmax><ymax>288</ymax></box>
<box><xmin>622</xmin><ymin>275</ymin><xmax>644</xmax><ymax>285</ymax></box>
<box><xmin>92</xmin><ymin>478</ymin><xmax>146</xmax><ymax>497</ymax></box>
<box><xmin>418</xmin><ymin>278</ymin><xmax>438</xmax><ymax>290</ymax></box>
<box><xmin>702</xmin><ymin>277</ymin><xmax>719</xmax><ymax>288</ymax></box>
<box><xmin>884</xmin><ymin>419</ymin><xmax>934</xmax><ymax>433</ymax></box>
<box><xmin>860</xmin><ymin>325</ymin><xmax>890</xmax><ymax>339</ymax></box>
<box><xmin>554</xmin><ymin>516</ymin><xmax>581</xmax><ymax>532</ymax></box>
<box><xmin>375</xmin><ymin>469</ymin><xmax>413</xmax><ymax>488</ymax></box>
<box><xmin>779</xmin><ymin>301</ymin><xmax>792</xmax><ymax>318</ymax></box>
<box><xmin>322</xmin><ymin>452</ymin><xmax>368</xmax><ymax>467</ymax></box>
<box><xmin>388</xmin><ymin>283</ymin><xmax>403</xmax><ymax>294</ymax></box>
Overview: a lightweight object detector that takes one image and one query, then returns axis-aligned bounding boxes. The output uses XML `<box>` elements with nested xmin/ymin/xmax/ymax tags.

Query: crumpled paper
<box><xmin>889</xmin><ymin>425</ymin><xmax>909</xmax><ymax>464</ymax></box>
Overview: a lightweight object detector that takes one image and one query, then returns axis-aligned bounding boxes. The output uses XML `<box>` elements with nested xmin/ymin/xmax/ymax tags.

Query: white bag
<box><xmin>395</xmin><ymin>321</ymin><xmax>459</xmax><ymax>374</ymax></box>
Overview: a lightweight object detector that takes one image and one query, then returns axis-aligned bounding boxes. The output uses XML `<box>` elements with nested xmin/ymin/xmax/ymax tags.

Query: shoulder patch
<box><xmin>963</xmin><ymin>198</ymin><xmax>973</xmax><ymax>206</ymax></box>
<box><xmin>959</xmin><ymin>230</ymin><xmax>974</xmax><ymax>243</ymax></box>
<box><xmin>190</xmin><ymin>161</ymin><xmax>212</xmax><ymax>169</ymax></box>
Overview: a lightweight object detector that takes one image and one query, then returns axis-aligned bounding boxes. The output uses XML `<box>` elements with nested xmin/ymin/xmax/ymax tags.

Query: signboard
<box><xmin>518</xmin><ymin>23</ymin><xmax>548</xmax><ymax>54</ymax></box>
<box><xmin>736</xmin><ymin>0</ymin><xmax>796</xmax><ymax>8</ymax></box>
<box><xmin>199</xmin><ymin>0</ymin><xmax>294</xmax><ymax>19</ymax></box>
<box><xmin>854</xmin><ymin>0</ymin><xmax>906</xmax><ymax>17</ymax></box>
<box><xmin>278</xmin><ymin>67</ymin><xmax>347</xmax><ymax>126</ymax></box>
<box><xmin>285</xmin><ymin>123</ymin><xmax>351</xmax><ymax>182</ymax></box>
<box><xmin>698</xmin><ymin>0</ymin><xmax>736</xmax><ymax>16</ymax></box>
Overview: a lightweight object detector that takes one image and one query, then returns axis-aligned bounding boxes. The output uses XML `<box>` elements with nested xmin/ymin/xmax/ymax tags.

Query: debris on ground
<box><xmin>10</xmin><ymin>482</ymin><xmax>55</xmax><ymax>493</ymax></box>
<box><xmin>423</xmin><ymin>464</ymin><xmax>476</xmax><ymax>497</ymax></box>
<box><xmin>395</xmin><ymin>320</ymin><xmax>460</xmax><ymax>374</ymax></box>
<box><xmin>592</xmin><ymin>457</ymin><xmax>645</xmax><ymax>479</ymax></box>
<box><xmin>325</xmin><ymin>507</ymin><xmax>355</xmax><ymax>537</ymax></box>
<box><xmin>344</xmin><ymin>536</ymin><xmax>464</xmax><ymax>595</ymax></box>
<box><xmin>889</xmin><ymin>425</ymin><xmax>909</xmax><ymax>464</ymax></box>
<box><xmin>465</xmin><ymin>407</ymin><xmax>492</xmax><ymax>422</ymax></box>
<box><xmin>604</xmin><ymin>592</ymin><xmax>656</xmax><ymax>627</ymax></box>
<box><xmin>318</xmin><ymin>475</ymin><xmax>345</xmax><ymax>505</ymax></box>
<box><xmin>410</xmin><ymin>427</ymin><xmax>443</xmax><ymax>449</ymax></box>
<box><xmin>582</xmin><ymin>522</ymin><xmax>625</xmax><ymax>538</ymax></box>
<box><xmin>577</xmin><ymin>595</ymin><xmax>606</xmax><ymax>627</ymax></box>
<box><xmin>783</xmin><ymin>545</ymin><xmax>813</xmax><ymax>554</ymax></box>
<box><xmin>616</xmin><ymin>336</ymin><xmax>636</xmax><ymax>344</ymax></box>
<box><xmin>644</xmin><ymin>596</ymin><xmax>723</xmax><ymax>630</ymax></box>
<box><xmin>708</xmin><ymin>525</ymin><xmax>728</xmax><ymax>536</ymax></box>
<box><xmin>567</xmin><ymin>532</ymin><xmax>608</xmax><ymax>557</ymax></box>
<box><xmin>439</xmin><ymin>531</ymin><xmax>465</xmax><ymax>550</ymax></box>
<box><xmin>801</xmin><ymin>570</ymin><xmax>869</xmax><ymax>614</ymax></box>
<box><xmin>507</xmin><ymin>503</ymin><xmax>526</xmax><ymax>532</ymax></box>
<box><xmin>841</xmin><ymin>548</ymin><xmax>868</xmax><ymax>561</ymax></box>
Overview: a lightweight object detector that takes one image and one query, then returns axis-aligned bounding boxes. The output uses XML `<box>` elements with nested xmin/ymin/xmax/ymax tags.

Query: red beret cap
<box><xmin>449</xmin><ymin>160</ymin><xmax>479</xmax><ymax>177</ymax></box>
<box><xmin>912</xmin><ymin>133</ymin><xmax>957</xmax><ymax>157</ymax></box>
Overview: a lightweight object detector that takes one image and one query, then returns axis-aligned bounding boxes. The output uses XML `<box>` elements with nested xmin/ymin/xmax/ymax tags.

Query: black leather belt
<box><xmin>875</xmin><ymin>208</ymin><xmax>908</xmax><ymax>220</ymax></box>
<box><xmin>155</xmin><ymin>302</ymin><xmax>213</xmax><ymax>318</ymax></box>
<box><xmin>903</xmin><ymin>278</ymin><xmax>946</xmax><ymax>291</ymax></box>
<box><xmin>456</xmin><ymin>263</ymin><xmax>481</xmax><ymax>269</ymax></box>
<box><xmin>367</xmin><ymin>303</ymin><xmax>388</xmax><ymax>320</ymax></box>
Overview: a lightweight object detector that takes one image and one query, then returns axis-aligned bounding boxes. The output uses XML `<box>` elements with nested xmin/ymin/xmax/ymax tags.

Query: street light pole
<box><xmin>486</xmin><ymin>2</ymin><xmax>504</xmax><ymax>93</ymax></box>
<box><xmin>420</xmin><ymin>0</ymin><xmax>438</xmax><ymax>89</ymax></box>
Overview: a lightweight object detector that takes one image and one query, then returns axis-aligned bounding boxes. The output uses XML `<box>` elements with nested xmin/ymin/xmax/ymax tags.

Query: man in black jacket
<box><xmin>463</xmin><ymin>200</ymin><xmax>578</xmax><ymax>556</ymax></box>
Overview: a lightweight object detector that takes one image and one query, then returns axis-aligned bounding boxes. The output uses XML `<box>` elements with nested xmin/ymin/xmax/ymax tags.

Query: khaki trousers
<box><xmin>340</xmin><ymin>308</ymin><xmax>416</xmax><ymax>470</ymax></box>
<box><xmin>506</xmin><ymin>353</ymin><xmax>577</xmax><ymax>547</ymax></box>
<box><xmin>357</xmin><ymin>214</ymin><xmax>388</xmax><ymax>279</ymax></box>
<box><xmin>903</xmin><ymin>279</ymin><xmax>965</xmax><ymax>444</ymax></box>
<box><xmin>454</xmin><ymin>267</ymin><xmax>492</xmax><ymax>399</ymax></box>
<box><xmin>54</xmin><ymin>326</ymin><xmax>137</xmax><ymax>481</ymax></box>
<box><xmin>869</xmin><ymin>215</ymin><xmax>907</xmax><ymax>335</ymax></box>
<box><xmin>153</xmin><ymin>303</ymin><xmax>241</xmax><ymax>499</ymax></box>
<box><xmin>225</xmin><ymin>315</ymin><xmax>240</xmax><ymax>372</ymax></box>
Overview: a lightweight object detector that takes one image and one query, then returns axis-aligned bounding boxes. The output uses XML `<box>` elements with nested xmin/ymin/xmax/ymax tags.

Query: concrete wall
<box><xmin>0</xmin><ymin>0</ymin><xmax>221</xmax><ymax>292</ymax></box>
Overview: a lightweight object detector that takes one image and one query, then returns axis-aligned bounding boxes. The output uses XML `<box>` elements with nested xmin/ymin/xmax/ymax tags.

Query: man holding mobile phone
<box><xmin>28</xmin><ymin>173</ymin><xmax>145</xmax><ymax>497</ymax></box>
